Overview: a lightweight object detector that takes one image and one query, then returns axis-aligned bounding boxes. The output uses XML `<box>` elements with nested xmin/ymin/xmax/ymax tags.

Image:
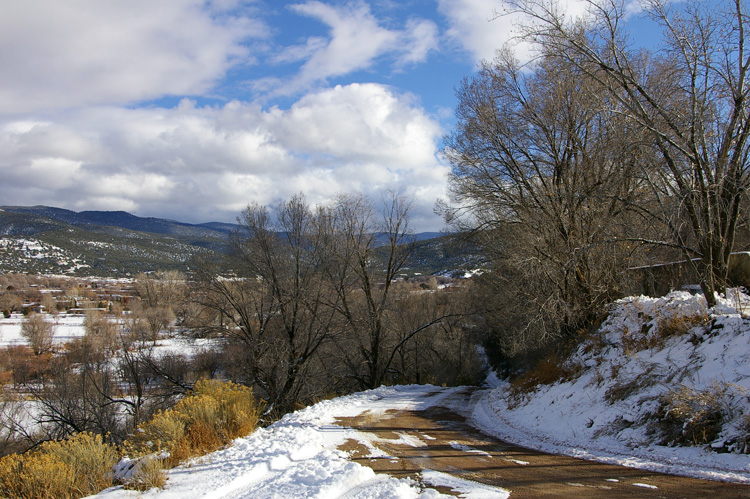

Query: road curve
<box><xmin>335</xmin><ymin>388</ymin><xmax>750</xmax><ymax>498</ymax></box>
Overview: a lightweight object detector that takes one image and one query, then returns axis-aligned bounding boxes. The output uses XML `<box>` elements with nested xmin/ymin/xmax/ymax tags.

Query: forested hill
<box><xmin>0</xmin><ymin>206</ymin><xmax>482</xmax><ymax>277</ymax></box>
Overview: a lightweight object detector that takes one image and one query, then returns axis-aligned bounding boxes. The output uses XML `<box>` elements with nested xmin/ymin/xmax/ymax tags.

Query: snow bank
<box><xmin>92</xmin><ymin>386</ymin><xmax>506</xmax><ymax>498</ymax></box>
<box><xmin>470</xmin><ymin>290</ymin><xmax>750</xmax><ymax>483</ymax></box>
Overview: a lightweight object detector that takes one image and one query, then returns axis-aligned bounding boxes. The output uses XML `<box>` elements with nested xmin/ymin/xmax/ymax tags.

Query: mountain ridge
<box><xmin>0</xmin><ymin>206</ymin><xmax>478</xmax><ymax>277</ymax></box>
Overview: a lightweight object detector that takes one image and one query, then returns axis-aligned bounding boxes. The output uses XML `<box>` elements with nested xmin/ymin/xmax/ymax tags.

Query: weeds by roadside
<box><xmin>657</xmin><ymin>382</ymin><xmax>749</xmax><ymax>451</ymax></box>
<box><xmin>0</xmin><ymin>379</ymin><xmax>262</xmax><ymax>498</ymax></box>
<box><xmin>0</xmin><ymin>432</ymin><xmax>117</xmax><ymax>499</ymax></box>
<box><xmin>506</xmin><ymin>352</ymin><xmax>583</xmax><ymax>408</ymax></box>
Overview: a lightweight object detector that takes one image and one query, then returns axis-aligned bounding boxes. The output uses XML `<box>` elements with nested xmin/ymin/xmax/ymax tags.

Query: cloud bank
<box><xmin>0</xmin><ymin>1</ymin><xmax>268</xmax><ymax>114</ymax></box>
<box><xmin>4</xmin><ymin>0</ymin><xmax>589</xmax><ymax>231</ymax></box>
<box><xmin>0</xmin><ymin>84</ymin><xmax>447</xmax><ymax>230</ymax></box>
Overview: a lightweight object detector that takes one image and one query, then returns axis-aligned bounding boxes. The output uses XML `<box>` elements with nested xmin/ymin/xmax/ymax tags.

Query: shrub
<box><xmin>42</xmin><ymin>432</ymin><xmax>118</xmax><ymax>496</ymax></box>
<box><xmin>0</xmin><ymin>346</ymin><xmax>51</xmax><ymax>386</ymax></box>
<box><xmin>658</xmin><ymin>382</ymin><xmax>734</xmax><ymax>446</ymax></box>
<box><xmin>122</xmin><ymin>409</ymin><xmax>187</xmax><ymax>467</ymax></box>
<box><xmin>0</xmin><ymin>432</ymin><xmax>116</xmax><ymax>499</ymax></box>
<box><xmin>0</xmin><ymin>452</ymin><xmax>74</xmax><ymax>499</ymax></box>
<box><xmin>123</xmin><ymin>379</ymin><xmax>261</xmax><ymax>468</ymax></box>
<box><xmin>183</xmin><ymin>379</ymin><xmax>261</xmax><ymax>441</ymax></box>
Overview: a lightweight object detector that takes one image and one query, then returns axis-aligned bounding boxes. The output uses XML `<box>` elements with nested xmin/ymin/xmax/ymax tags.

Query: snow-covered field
<box><xmin>0</xmin><ymin>313</ymin><xmax>215</xmax><ymax>354</ymax></box>
<box><xmin>0</xmin><ymin>313</ymin><xmax>87</xmax><ymax>347</ymax></box>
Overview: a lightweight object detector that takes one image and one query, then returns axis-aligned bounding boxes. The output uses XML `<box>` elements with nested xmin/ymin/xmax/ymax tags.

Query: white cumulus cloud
<box><xmin>0</xmin><ymin>84</ymin><xmax>448</xmax><ymax>230</ymax></box>
<box><xmin>271</xmin><ymin>1</ymin><xmax>439</xmax><ymax>95</ymax></box>
<box><xmin>437</xmin><ymin>0</ymin><xmax>595</xmax><ymax>65</ymax></box>
<box><xmin>0</xmin><ymin>0</ymin><xmax>268</xmax><ymax>114</ymax></box>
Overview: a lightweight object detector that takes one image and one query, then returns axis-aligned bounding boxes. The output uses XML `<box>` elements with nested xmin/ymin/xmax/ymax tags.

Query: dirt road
<box><xmin>336</xmin><ymin>388</ymin><xmax>750</xmax><ymax>498</ymax></box>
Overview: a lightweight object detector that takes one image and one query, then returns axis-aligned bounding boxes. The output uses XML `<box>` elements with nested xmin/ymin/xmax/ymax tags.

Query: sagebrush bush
<box><xmin>0</xmin><ymin>380</ymin><xmax>260</xmax><ymax>498</ymax></box>
<box><xmin>0</xmin><ymin>432</ymin><xmax>116</xmax><ymax>499</ymax></box>
<box><xmin>41</xmin><ymin>432</ymin><xmax>118</xmax><ymax>496</ymax></box>
<box><xmin>183</xmin><ymin>378</ymin><xmax>261</xmax><ymax>440</ymax></box>
<box><xmin>123</xmin><ymin>409</ymin><xmax>187</xmax><ymax>466</ymax></box>
<box><xmin>124</xmin><ymin>379</ymin><xmax>261</xmax><ymax>467</ymax></box>
<box><xmin>0</xmin><ymin>452</ymin><xmax>74</xmax><ymax>499</ymax></box>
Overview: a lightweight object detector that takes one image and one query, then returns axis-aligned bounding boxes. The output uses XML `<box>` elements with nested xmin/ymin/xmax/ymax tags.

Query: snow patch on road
<box><xmin>421</xmin><ymin>470</ymin><xmax>510</xmax><ymax>498</ymax></box>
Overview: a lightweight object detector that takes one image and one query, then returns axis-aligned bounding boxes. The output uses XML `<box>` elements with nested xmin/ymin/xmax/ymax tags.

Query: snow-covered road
<box><xmin>93</xmin><ymin>386</ymin><xmax>493</xmax><ymax>499</ymax></box>
<box><xmin>91</xmin><ymin>384</ymin><xmax>750</xmax><ymax>498</ymax></box>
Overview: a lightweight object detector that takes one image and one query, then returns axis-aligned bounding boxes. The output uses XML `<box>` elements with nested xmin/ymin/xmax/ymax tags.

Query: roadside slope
<box><xmin>471</xmin><ymin>290</ymin><xmax>750</xmax><ymax>483</ymax></box>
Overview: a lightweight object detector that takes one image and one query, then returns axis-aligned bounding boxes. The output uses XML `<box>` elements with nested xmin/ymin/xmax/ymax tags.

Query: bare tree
<box><xmin>83</xmin><ymin>310</ymin><xmax>118</xmax><ymax>354</ymax></box>
<box><xmin>0</xmin><ymin>293</ymin><xmax>22</xmax><ymax>318</ymax></box>
<box><xmin>443</xmin><ymin>49</ymin><xmax>644</xmax><ymax>356</ymax></box>
<box><xmin>134</xmin><ymin>271</ymin><xmax>187</xmax><ymax>310</ymax></box>
<box><xmin>320</xmin><ymin>193</ymin><xmax>460</xmax><ymax>389</ymax></box>
<box><xmin>509</xmin><ymin>0</ymin><xmax>750</xmax><ymax>305</ymax></box>
<box><xmin>197</xmin><ymin>195</ymin><xmax>336</xmax><ymax>417</ymax></box>
<box><xmin>21</xmin><ymin>313</ymin><xmax>55</xmax><ymax>355</ymax></box>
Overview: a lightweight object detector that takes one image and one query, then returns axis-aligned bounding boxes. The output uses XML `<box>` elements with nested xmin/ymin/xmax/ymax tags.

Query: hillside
<box><xmin>0</xmin><ymin>206</ymin><xmax>479</xmax><ymax>277</ymax></box>
<box><xmin>0</xmin><ymin>209</ymin><xmax>226</xmax><ymax>276</ymax></box>
<box><xmin>0</xmin><ymin>206</ymin><xmax>235</xmax><ymax>239</ymax></box>
<box><xmin>480</xmin><ymin>290</ymin><xmax>750</xmax><ymax>478</ymax></box>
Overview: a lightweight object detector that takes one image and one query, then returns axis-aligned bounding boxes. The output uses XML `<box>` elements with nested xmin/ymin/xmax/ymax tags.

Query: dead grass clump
<box><xmin>121</xmin><ymin>455</ymin><xmax>168</xmax><ymax>491</ymax></box>
<box><xmin>620</xmin><ymin>312</ymin><xmax>709</xmax><ymax>355</ymax></box>
<box><xmin>620</xmin><ymin>325</ymin><xmax>655</xmax><ymax>355</ymax></box>
<box><xmin>738</xmin><ymin>413</ymin><xmax>750</xmax><ymax>454</ymax></box>
<box><xmin>507</xmin><ymin>353</ymin><xmax>582</xmax><ymax>406</ymax></box>
<box><xmin>658</xmin><ymin>383</ymin><xmax>732</xmax><ymax>446</ymax></box>
<box><xmin>656</xmin><ymin>313</ymin><xmax>709</xmax><ymax>341</ymax></box>
<box><xmin>604</xmin><ymin>366</ymin><xmax>659</xmax><ymax>404</ymax></box>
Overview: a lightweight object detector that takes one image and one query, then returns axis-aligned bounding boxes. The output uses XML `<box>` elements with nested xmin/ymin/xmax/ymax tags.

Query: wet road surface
<box><xmin>336</xmin><ymin>390</ymin><xmax>750</xmax><ymax>498</ymax></box>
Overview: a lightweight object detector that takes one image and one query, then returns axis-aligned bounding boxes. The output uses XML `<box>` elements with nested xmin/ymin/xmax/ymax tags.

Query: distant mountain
<box><xmin>0</xmin><ymin>206</ymin><xmax>238</xmax><ymax>239</ymax></box>
<box><xmin>0</xmin><ymin>206</ymin><xmax>480</xmax><ymax>277</ymax></box>
<box><xmin>0</xmin><ymin>207</ymin><xmax>231</xmax><ymax>276</ymax></box>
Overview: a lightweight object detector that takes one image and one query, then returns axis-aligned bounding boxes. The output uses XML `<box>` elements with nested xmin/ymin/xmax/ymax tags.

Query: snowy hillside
<box><xmin>477</xmin><ymin>290</ymin><xmax>750</xmax><ymax>482</ymax></box>
<box><xmin>0</xmin><ymin>238</ymin><xmax>89</xmax><ymax>274</ymax></box>
<box><xmin>88</xmin><ymin>291</ymin><xmax>750</xmax><ymax>497</ymax></box>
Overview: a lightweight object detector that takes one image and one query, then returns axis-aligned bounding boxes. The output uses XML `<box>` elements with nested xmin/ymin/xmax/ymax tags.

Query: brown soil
<box><xmin>335</xmin><ymin>388</ymin><xmax>750</xmax><ymax>498</ymax></box>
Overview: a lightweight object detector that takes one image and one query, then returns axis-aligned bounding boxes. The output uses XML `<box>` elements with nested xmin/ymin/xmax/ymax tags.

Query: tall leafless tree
<box><xmin>21</xmin><ymin>313</ymin><xmax>55</xmax><ymax>356</ymax></box>
<box><xmin>509</xmin><ymin>0</ymin><xmax>750</xmax><ymax>305</ymax></box>
<box><xmin>320</xmin><ymin>193</ymin><xmax>459</xmax><ymax>389</ymax></box>
<box><xmin>444</xmin><ymin>49</ymin><xmax>645</xmax><ymax>355</ymax></box>
<box><xmin>197</xmin><ymin>195</ymin><xmax>336</xmax><ymax>417</ymax></box>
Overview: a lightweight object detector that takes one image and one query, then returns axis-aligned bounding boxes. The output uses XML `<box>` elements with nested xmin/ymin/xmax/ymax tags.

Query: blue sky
<box><xmin>0</xmin><ymin>0</ymin><xmax>633</xmax><ymax>231</ymax></box>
